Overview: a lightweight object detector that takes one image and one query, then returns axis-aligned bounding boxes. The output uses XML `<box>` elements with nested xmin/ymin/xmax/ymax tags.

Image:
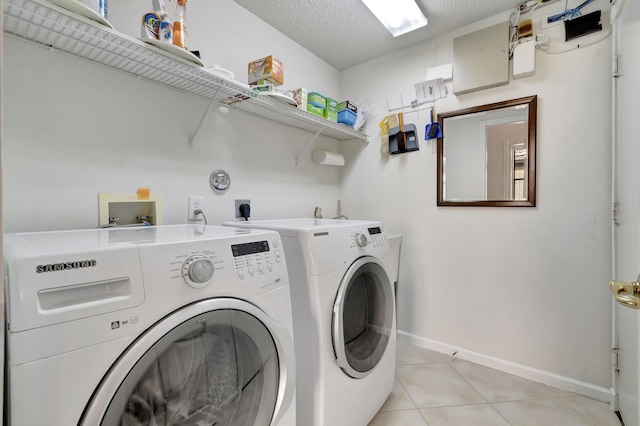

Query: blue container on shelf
<box><xmin>337</xmin><ymin>109</ymin><xmax>356</xmax><ymax>126</ymax></box>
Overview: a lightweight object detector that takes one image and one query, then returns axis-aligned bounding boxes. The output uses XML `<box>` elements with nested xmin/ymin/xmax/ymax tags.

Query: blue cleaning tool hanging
<box><xmin>425</xmin><ymin>108</ymin><xmax>442</xmax><ymax>140</ymax></box>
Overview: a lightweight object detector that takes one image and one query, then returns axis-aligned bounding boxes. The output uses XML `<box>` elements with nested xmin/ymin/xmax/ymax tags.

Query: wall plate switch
<box><xmin>188</xmin><ymin>196</ymin><xmax>204</xmax><ymax>221</ymax></box>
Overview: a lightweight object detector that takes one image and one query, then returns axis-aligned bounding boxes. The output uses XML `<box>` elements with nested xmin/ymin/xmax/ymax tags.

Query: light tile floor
<box><xmin>368</xmin><ymin>341</ymin><xmax>622</xmax><ymax>426</ymax></box>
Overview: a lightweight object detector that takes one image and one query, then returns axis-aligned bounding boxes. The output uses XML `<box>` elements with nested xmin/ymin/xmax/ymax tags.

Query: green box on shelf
<box><xmin>324</xmin><ymin>108</ymin><xmax>338</xmax><ymax>122</ymax></box>
<box><xmin>307</xmin><ymin>103</ymin><xmax>325</xmax><ymax>117</ymax></box>
<box><xmin>324</xmin><ymin>97</ymin><xmax>338</xmax><ymax>122</ymax></box>
<box><xmin>308</xmin><ymin>92</ymin><xmax>327</xmax><ymax>108</ymax></box>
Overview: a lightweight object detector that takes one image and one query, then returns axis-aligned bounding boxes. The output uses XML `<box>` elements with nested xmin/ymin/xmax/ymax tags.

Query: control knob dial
<box><xmin>354</xmin><ymin>233</ymin><xmax>369</xmax><ymax>248</ymax></box>
<box><xmin>182</xmin><ymin>255</ymin><xmax>214</xmax><ymax>288</ymax></box>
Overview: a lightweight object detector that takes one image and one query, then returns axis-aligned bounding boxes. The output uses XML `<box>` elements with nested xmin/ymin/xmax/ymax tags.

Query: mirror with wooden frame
<box><xmin>437</xmin><ymin>95</ymin><xmax>537</xmax><ymax>207</ymax></box>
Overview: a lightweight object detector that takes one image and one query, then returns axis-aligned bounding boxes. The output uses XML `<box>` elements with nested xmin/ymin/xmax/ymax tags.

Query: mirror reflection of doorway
<box><xmin>512</xmin><ymin>147</ymin><xmax>527</xmax><ymax>200</ymax></box>
<box><xmin>485</xmin><ymin>121</ymin><xmax>527</xmax><ymax>201</ymax></box>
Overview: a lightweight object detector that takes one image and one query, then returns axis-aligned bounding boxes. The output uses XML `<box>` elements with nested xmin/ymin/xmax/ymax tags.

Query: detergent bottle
<box><xmin>142</xmin><ymin>0</ymin><xmax>173</xmax><ymax>42</ymax></box>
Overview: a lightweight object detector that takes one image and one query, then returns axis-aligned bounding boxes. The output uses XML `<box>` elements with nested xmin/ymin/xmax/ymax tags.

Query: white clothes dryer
<box><xmin>224</xmin><ymin>219</ymin><xmax>396</xmax><ymax>426</ymax></box>
<box><xmin>4</xmin><ymin>224</ymin><xmax>296</xmax><ymax>426</ymax></box>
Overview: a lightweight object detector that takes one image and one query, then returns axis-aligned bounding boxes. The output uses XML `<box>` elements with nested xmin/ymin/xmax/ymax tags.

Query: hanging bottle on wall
<box><xmin>173</xmin><ymin>0</ymin><xmax>189</xmax><ymax>50</ymax></box>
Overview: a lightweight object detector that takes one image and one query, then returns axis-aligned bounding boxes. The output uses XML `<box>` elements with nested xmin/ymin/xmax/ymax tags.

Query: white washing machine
<box><xmin>224</xmin><ymin>218</ymin><xmax>396</xmax><ymax>426</ymax></box>
<box><xmin>4</xmin><ymin>224</ymin><xmax>296</xmax><ymax>425</ymax></box>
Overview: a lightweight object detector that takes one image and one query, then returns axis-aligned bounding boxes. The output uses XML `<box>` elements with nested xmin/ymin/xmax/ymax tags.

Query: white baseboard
<box><xmin>397</xmin><ymin>330</ymin><xmax>614</xmax><ymax>404</ymax></box>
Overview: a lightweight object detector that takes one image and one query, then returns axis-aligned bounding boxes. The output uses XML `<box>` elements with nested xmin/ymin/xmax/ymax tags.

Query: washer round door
<box><xmin>332</xmin><ymin>256</ymin><xmax>394</xmax><ymax>379</ymax></box>
<box><xmin>81</xmin><ymin>298</ymin><xmax>295</xmax><ymax>426</ymax></box>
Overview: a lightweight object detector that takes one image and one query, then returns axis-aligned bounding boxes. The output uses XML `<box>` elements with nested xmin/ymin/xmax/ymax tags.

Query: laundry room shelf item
<box><xmin>3</xmin><ymin>0</ymin><xmax>369</xmax><ymax>147</ymax></box>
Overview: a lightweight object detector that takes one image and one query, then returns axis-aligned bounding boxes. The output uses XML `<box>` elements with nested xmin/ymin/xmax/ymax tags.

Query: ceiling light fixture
<box><xmin>361</xmin><ymin>0</ymin><xmax>428</xmax><ymax>37</ymax></box>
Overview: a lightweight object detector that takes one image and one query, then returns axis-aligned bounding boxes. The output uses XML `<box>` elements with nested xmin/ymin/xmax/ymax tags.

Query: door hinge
<box><xmin>612</xmin><ymin>347</ymin><xmax>620</xmax><ymax>368</ymax></box>
<box><xmin>613</xmin><ymin>56</ymin><xmax>621</xmax><ymax>78</ymax></box>
<box><xmin>613</xmin><ymin>202</ymin><xmax>620</xmax><ymax>225</ymax></box>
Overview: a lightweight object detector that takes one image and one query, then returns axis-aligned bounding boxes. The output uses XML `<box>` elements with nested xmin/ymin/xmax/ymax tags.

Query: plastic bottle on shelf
<box><xmin>142</xmin><ymin>0</ymin><xmax>173</xmax><ymax>42</ymax></box>
<box><xmin>172</xmin><ymin>0</ymin><xmax>189</xmax><ymax>50</ymax></box>
<box><xmin>98</xmin><ymin>0</ymin><xmax>107</xmax><ymax>19</ymax></box>
<box><xmin>83</xmin><ymin>0</ymin><xmax>107</xmax><ymax>19</ymax></box>
<box><xmin>156</xmin><ymin>0</ymin><xmax>174</xmax><ymax>43</ymax></box>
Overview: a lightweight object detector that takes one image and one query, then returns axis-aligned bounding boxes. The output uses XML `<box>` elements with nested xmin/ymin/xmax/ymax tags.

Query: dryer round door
<box><xmin>332</xmin><ymin>256</ymin><xmax>394</xmax><ymax>379</ymax></box>
<box><xmin>81</xmin><ymin>298</ymin><xmax>295</xmax><ymax>426</ymax></box>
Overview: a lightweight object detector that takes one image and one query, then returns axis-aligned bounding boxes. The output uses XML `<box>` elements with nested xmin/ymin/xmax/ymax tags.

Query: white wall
<box><xmin>340</xmin><ymin>3</ymin><xmax>614</xmax><ymax>396</ymax></box>
<box><xmin>3</xmin><ymin>0</ymin><xmax>352</xmax><ymax>233</ymax></box>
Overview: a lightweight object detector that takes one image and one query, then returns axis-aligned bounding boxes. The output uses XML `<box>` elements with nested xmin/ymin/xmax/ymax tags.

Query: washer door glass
<box><xmin>98</xmin><ymin>307</ymin><xmax>280</xmax><ymax>426</ymax></box>
<box><xmin>332</xmin><ymin>257</ymin><xmax>394</xmax><ymax>379</ymax></box>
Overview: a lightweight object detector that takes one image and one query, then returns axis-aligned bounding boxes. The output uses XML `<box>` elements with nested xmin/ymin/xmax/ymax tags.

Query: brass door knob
<box><xmin>610</xmin><ymin>275</ymin><xmax>640</xmax><ymax>309</ymax></box>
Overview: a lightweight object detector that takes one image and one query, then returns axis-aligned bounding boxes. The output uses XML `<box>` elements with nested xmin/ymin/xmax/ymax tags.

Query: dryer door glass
<box><xmin>100</xmin><ymin>309</ymin><xmax>279</xmax><ymax>426</ymax></box>
<box><xmin>333</xmin><ymin>257</ymin><xmax>394</xmax><ymax>378</ymax></box>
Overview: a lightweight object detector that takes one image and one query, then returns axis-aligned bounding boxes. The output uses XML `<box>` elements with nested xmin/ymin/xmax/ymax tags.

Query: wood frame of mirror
<box><xmin>436</xmin><ymin>95</ymin><xmax>537</xmax><ymax>207</ymax></box>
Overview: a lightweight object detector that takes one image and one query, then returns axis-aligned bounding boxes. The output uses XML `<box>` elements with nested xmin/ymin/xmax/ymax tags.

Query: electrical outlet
<box><xmin>188</xmin><ymin>196</ymin><xmax>204</xmax><ymax>221</ymax></box>
<box><xmin>235</xmin><ymin>199</ymin><xmax>251</xmax><ymax>219</ymax></box>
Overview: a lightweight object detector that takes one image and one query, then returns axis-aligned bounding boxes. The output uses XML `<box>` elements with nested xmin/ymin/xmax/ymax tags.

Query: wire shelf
<box><xmin>3</xmin><ymin>0</ymin><xmax>369</xmax><ymax>143</ymax></box>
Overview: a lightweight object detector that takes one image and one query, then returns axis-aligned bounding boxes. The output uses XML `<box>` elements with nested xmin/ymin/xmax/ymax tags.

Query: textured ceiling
<box><xmin>232</xmin><ymin>0</ymin><xmax>520</xmax><ymax>70</ymax></box>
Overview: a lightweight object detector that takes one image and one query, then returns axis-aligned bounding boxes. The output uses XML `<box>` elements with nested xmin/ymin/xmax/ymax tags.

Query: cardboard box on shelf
<box><xmin>324</xmin><ymin>97</ymin><xmax>338</xmax><ymax>122</ymax></box>
<box><xmin>308</xmin><ymin>92</ymin><xmax>327</xmax><ymax>108</ymax></box>
<box><xmin>338</xmin><ymin>100</ymin><xmax>357</xmax><ymax>114</ymax></box>
<box><xmin>293</xmin><ymin>88</ymin><xmax>308</xmax><ymax>110</ymax></box>
<box><xmin>307</xmin><ymin>104</ymin><xmax>325</xmax><ymax>117</ymax></box>
<box><xmin>324</xmin><ymin>109</ymin><xmax>338</xmax><ymax>122</ymax></box>
<box><xmin>248</xmin><ymin>55</ymin><xmax>284</xmax><ymax>86</ymax></box>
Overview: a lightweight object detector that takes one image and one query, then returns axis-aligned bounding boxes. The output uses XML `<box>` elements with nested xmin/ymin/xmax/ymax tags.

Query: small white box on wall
<box><xmin>513</xmin><ymin>40</ymin><xmax>536</xmax><ymax>79</ymax></box>
<box><xmin>426</xmin><ymin>63</ymin><xmax>453</xmax><ymax>81</ymax></box>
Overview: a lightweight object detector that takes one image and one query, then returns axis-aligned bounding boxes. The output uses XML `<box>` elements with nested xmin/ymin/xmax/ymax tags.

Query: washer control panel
<box><xmin>168</xmin><ymin>234</ymin><xmax>285</xmax><ymax>290</ymax></box>
<box><xmin>232</xmin><ymin>239</ymin><xmax>282</xmax><ymax>279</ymax></box>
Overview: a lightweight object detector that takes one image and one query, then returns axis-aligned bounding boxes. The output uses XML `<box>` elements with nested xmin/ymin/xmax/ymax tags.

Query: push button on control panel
<box><xmin>232</xmin><ymin>240</ymin><xmax>283</xmax><ymax>278</ymax></box>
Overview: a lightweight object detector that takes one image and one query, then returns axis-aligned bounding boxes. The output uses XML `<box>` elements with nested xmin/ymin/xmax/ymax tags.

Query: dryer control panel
<box><xmin>367</xmin><ymin>226</ymin><xmax>387</xmax><ymax>249</ymax></box>
<box><xmin>351</xmin><ymin>226</ymin><xmax>387</xmax><ymax>250</ymax></box>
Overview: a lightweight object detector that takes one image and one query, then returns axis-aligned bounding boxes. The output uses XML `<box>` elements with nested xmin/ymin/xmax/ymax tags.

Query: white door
<box><xmin>612</xmin><ymin>1</ymin><xmax>640</xmax><ymax>425</ymax></box>
<box><xmin>332</xmin><ymin>257</ymin><xmax>394</xmax><ymax>379</ymax></box>
<box><xmin>81</xmin><ymin>298</ymin><xmax>296</xmax><ymax>426</ymax></box>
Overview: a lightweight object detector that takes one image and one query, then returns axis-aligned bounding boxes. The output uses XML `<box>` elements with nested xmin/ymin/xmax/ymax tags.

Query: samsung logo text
<box><xmin>36</xmin><ymin>260</ymin><xmax>97</xmax><ymax>274</ymax></box>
